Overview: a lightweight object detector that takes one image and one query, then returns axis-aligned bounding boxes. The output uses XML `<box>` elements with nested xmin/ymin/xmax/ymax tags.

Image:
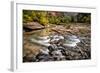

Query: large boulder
<box><xmin>23</xmin><ymin>22</ymin><xmax>45</xmax><ymax>30</ymax></box>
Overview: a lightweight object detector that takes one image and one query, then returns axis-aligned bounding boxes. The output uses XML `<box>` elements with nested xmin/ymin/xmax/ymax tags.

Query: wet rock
<box><xmin>23</xmin><ymin>56</ymin><xmax>32</xmax><ymax>62</ymax></box>
<box><xmin>36</xmin><ymin>53</ymin><xmax>51</xmax><ymax>62</ymax></box>
<box><xmin>48</xmin><ymin>44</ymin><xmax>58</xmax><ymax>52</ymax></box>
<box><xmin>50</xmin><ymin>50</ymin><xmax>66</xmax><ymax>61</ymax></box>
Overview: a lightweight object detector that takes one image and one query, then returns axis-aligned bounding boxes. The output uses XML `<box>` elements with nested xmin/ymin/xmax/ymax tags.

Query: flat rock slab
<box><xmin>23</xmin><ymin>22</ymin><xmax>44</xmax><ymax>30</ymax></box>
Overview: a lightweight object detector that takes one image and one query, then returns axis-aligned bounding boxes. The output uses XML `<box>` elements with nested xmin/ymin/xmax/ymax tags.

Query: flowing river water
<box><xmin>23</xmin><ymin>27</ymin><xmax>91</xmax><ymax>62</ymax></box>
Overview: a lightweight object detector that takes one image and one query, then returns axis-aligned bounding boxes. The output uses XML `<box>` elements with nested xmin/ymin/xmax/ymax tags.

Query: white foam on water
<box><xmin>64</xmin><ymin>35</ymin><xmax>80</xmax><ymax>47</ymax></box>
<box><xmin>31</xmin><ymin>35</ymin><xmax>80</xmax><ymax>48</ymax></box>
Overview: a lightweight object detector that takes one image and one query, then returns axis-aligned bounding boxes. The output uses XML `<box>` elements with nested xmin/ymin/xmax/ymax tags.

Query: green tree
<box><xmin>38</xmin><ymin>12</ymin><xmax>49</xmax><ymax>26</ymax></box>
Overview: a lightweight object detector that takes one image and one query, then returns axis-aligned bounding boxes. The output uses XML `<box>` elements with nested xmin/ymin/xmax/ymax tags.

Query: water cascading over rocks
<box><xmin>29</xmin><ymin>34</ymin><xmax>83</xmax><ymax>61</ymax></box>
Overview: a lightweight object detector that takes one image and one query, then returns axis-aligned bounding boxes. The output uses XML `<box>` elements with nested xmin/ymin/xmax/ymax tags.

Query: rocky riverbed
<box><xmin>23</xmin><ymin>24</ymin><xmax>91</xmax><ymax>62</ymax></box>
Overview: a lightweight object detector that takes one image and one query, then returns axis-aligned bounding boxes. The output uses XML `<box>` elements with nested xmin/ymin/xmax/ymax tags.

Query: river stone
<box><xmin>23</xmin><ymin>22</ymin><xmax>44</xmax><ymax>30</ymax></box>
<box><xmin>36</xmin><ymin>53</ymin><xmax>51</xmax><ymax>61</ymax></box>
<box><xmin>48</xmin><ymin>44</ymin><xmax>58</xmax><ymax>52</ymax></box>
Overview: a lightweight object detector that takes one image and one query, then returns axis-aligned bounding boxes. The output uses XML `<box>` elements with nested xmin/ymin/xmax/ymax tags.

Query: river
<box><xmin>23</xmin><ymin>27</ymin><xmax>91</xmax><ymax>62</ymax></box>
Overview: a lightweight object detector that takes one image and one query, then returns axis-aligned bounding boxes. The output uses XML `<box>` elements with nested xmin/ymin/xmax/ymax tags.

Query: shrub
<box><xmin>39</xmin><ymin>16</ymin><xmax>49</xmax><ymax>26</ymax></box>
<box><xmin>77</xmin><ymin>13</ymin><xmax>91</xmax><ymax>23</ymax></box>
<box><xmin>82</xmin><ymin>15</ymin><xmax>91</xmax><ymax>23</ymax></box>
<box><xmin>23</xmin><ymin>15</ymin><xmax>33</xmax><ymax>23</ymax></box>
<box><xmin>60</xmin><ymin>16</ymin><xmax>72</xmax><ymax>23</ymax></box>
<box><xmin>38</xmin><ymin>12</ymin><xmax>49</xmax><ymax>26</ymax></box>
<box><xmin>31</xmin><ymin>11</ymin><xmax>39</xmax><ymax>22</ymax></box>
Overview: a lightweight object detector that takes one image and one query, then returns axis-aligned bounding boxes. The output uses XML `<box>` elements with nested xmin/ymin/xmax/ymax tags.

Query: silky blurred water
<box><xmin>29</xmin><ymin>28</ymin><xmax>81</xmax><ymax>47</ymax></box>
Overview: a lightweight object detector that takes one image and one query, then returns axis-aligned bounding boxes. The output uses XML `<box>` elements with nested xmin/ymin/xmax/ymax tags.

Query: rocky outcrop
<box><xmin>23</xmin><ymin>22</ymin><xmax>45</xmax><ymax>31</ymax></box>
